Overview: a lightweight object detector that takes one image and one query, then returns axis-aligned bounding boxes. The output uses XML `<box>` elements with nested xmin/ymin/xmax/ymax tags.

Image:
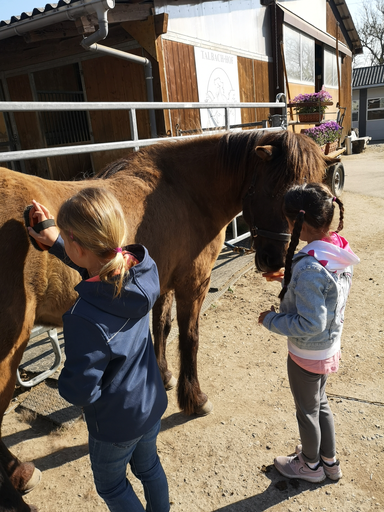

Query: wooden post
<box><xmin>280</xmin><ymin>41</ymin><xmax>295</xmax><ymax>130</ymax></box>
<box><xmin>335</xmin><ymin>23</ymin><xmax>341</xmax><ymax>109</ymax></box>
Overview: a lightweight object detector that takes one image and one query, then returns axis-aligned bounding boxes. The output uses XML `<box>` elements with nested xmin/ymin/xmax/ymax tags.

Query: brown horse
<box><xmin>0</xmin><ymin>129</ymin><xmax>334</xmax><ymax>510</ymax></box>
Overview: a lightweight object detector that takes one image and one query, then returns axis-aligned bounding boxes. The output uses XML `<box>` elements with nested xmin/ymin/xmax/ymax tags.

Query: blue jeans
<box><xmin>88</xmin><ymin>420</ymin><xmax>169</xmax><ymax>512</ymax></box>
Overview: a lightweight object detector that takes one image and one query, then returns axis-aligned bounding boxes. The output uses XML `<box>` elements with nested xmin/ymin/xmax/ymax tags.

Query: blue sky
<box><xmin>0</xmin><ymin>0</ymin><xmax>362</xmax><ymax>24</ymax></box>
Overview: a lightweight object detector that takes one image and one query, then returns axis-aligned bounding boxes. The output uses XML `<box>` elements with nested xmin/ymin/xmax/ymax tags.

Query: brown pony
<box><xmin>0</xmin><ymin>129</ymin><xmax>334</xmax><ymax>510</ymax></box>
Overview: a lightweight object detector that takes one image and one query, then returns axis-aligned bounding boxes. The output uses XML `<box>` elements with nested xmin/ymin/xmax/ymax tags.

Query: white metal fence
<box><xmin>0</xmin><ymin>99</ymin><xmax>287</xmax><ymax>244</ymax></box>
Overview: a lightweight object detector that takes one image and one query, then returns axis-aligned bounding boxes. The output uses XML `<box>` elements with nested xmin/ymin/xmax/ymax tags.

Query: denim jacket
<box><xmin>262</xmin><ymin>236</ymin><xmax>359</xmax><ymax>356</ymax></box>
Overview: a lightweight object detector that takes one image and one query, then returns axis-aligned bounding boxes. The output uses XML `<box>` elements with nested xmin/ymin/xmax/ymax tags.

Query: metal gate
<box><xmin>0</xmin><ymin>98</ymin><xmax>287</xmax><ymax>244</ymax></box>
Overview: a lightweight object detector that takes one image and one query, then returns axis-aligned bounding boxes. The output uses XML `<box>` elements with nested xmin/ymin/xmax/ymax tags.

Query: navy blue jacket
<box><xmin>49</xmin><ymin>237</ymin><xmax>167</xmax><ymax>442</ymax></box>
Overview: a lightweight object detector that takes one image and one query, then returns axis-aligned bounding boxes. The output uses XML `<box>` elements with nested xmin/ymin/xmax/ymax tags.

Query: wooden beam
<box><xmin>19</xmin><ymin>4</ymin><xmax>151</xmax><ymax>43</ymax></box>
<box><xmin>23</xmin><ymin>21</ymin><xmax>90</xmax><ymax>43</ymax></box>
<box><xmin>122</xmin><ymin>17</ymin><xmax>156</xmax><ymax>60</ymax></box>
<box><xmin>75</xmin><ymin>16</ymin><xmax>97</xmax><ymax>35</ymax></box>
<box><xmin>122</xmin><ymin>13</ymin><xmax>168</xmax><ymax>60</ymax></box>
<box><xmin>154</xmin><ymin>13</ymin><xmax>168</xmax><ymax>37</ymax></box>
<box><xmin>106</xmin><ymin>4</ymin><xmax>152</xmax><ymax>23</ymax></box>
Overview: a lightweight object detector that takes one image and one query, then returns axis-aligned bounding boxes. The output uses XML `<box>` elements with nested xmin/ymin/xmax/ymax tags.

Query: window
<box><xmin>324</xmin><ymin>48</ymin><xmax>341</xmax><ymax>88</ymax></box>
<box><xmin>37</xmin><ymin>91</ymin><xmax>91</xmax><ymax>146</ymax></box>
<box><xmin>34</xmin><ymin>64</ymin><xmax>91</xmax><ymax>147</ymax></box>
<box><xmin>352</xmin><ymin>100</ymin><xmax>359</xmax><ymax>122</ymax></box>
<box><xmin>367</xmin><ymin>97</ymin><xmax>384</xmax><ymax>121</ymax></box>
<box><xmin>284</xmin><ymin>25</ymin><xmax>315</xmax><ymax>84</ymax></box>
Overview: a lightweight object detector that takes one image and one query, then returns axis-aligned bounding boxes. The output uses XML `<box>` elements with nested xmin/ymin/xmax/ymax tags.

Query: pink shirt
<box><xmin>288</xmin><ymin>350</ymin><xmax>341</xmax><ymax>374</ymax></box>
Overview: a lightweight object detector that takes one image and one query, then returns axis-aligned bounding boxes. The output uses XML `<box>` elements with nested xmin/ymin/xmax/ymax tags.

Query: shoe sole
<box><xmin>295</xmin><ymin>445</ymin><xmax>342</xmax><ymax>481</ymax></box>
<box><xmin>274</xmin><ymin>460</ymin><xmax>326</xmax><ymax>483</ymax></box>
<box><xmin>324</xmin><ymin>468</ymin><xmax>343</xmax><ymax>480</ymax></box>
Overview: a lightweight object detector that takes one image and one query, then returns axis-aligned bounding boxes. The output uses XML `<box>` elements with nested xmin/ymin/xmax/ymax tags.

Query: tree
<box><xmin>355</xmin><ymin>0</ymin><xmax>384</xmax><ymax>66</ymax></box>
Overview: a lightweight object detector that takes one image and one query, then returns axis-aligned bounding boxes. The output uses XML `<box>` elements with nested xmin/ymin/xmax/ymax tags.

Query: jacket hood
<box><xmin>297</xmin><ymin>235</ymin><xmax>360</xmax><ymax>272</ymax></box>
<box><xmin>73</xmin><ymin>244</ymin><xmax>160</xmax><ymax>319</ymax></box>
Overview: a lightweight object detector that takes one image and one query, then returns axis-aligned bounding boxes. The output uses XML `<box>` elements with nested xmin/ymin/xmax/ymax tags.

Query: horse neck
<box><xmin>166</xmin><ymin>137</ymin><xmax>249</xmax><ymax>225</ymax></box>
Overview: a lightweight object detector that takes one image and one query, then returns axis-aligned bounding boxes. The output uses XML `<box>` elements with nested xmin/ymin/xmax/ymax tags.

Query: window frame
<box><xmin>352</xmin><ymin>99</ymin><xmax>359</xmax><ymax>123</ymax></box>
<box><xmin>323</xmin><ymin>47</ymin><xmax>342</xmax><ymax>88</ymax></box>
<box><xmin>367</xmin><ymin>97</ymin><xmax>384</xmax><ymax>121</ymax></box>
<box><xmin>283</xmin><ymin>24</ymin><xmax>315</xmax><ymax>86</ymax></box>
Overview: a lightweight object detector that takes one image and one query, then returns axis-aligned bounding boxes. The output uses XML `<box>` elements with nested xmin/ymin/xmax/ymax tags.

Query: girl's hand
<box><xmin>262</xmin><ymin>270</ymin><xmax>284</xmax><ymax>283</ymax></box>
<box><xmin>258</xmin><ymin>305</ymin><xmax>276</xmax><ymax>324</ymax></box>
<box><xmin>28</xmin><ymin>199</ymin><xmax>59</xmax><ymax>247</ymax></box>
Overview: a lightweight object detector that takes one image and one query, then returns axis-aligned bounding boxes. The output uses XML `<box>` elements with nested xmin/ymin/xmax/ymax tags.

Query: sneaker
<box><xmin>322</xmin><ymin>459</ymin><xmax>342</xmax><ymax>480</ymax></box>
<box><xmin>274</xmin><ymin>452</ymin><xmax>326</xmax><ymax>483</ymax></box>
<box><xmin>295</xmin><ymin>444</ymin><xmax>342</xmax><ymax>481</ymax></box>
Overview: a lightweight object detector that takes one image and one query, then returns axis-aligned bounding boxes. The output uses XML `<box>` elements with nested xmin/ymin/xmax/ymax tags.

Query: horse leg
<box><xmin>0</xmin><ymin>461</ymin><xmax>38</xmax><ymax>512</ymax></box>
<box><xmin>0</xmin><ymin>307</ymin><xmax>41</xmax><ymax>498</ymax></box>
<box><xmin>175</xmin><ymin>277</ymin><xmax>213</xmax><ymax>416</ymax></box>
<box><xmin>0</xmin><ymin>440</ymin><xmax>41</xmax><ymax>495</ymax></box>
<box><xmin>152</xmin><ymin>292</ymin><xmax>177</xmax><ymax>390</ymax></box>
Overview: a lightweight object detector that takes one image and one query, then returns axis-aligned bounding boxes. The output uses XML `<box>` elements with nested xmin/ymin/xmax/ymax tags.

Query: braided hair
<box><xmin>278</xmin><ymin>183</ymin><xmax>344</xmax><ymax>301</ymax></box>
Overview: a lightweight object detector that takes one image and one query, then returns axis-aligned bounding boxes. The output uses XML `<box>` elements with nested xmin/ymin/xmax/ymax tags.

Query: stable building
<box><xmin>352</xmin><ymin>65</ymin><xmax>384</xmax><ymax>141</ymax></box>
<box><xmin>0</xmin><ymin>0</ymin><xmax>362</xmax><ymax>180</ymax></box>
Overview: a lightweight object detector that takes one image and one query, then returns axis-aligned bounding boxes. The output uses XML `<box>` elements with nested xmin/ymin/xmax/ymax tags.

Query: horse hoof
<box><xmin>164</xmin><ymin>375</ymin><xmax>177</xmax><ymax>391</ymax></box>
<box><xmin>194</xmin><ymin>400</ymin><xmax>213</xmax><ymax>416</ymax></box>
<box><xmin>23</xmin><ymin>468</ymin><xmax>42</xmax><ymax>494</ymax></box>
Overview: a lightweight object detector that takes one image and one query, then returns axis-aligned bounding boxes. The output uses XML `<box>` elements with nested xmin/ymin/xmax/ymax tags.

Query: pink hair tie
<box><xmin>333</xmin><ymin>196</ymin><xmax>337</xmax><ymax>202</ymax></box>
<box><xmin>114</xmin><ymin>247</ymin><xmax>123</xmax><ymax>253</ymax></box>
<box><xmin>299</xmin><ymin>210</ymin><xmax>305</xmax><ymax>214</ymax></box>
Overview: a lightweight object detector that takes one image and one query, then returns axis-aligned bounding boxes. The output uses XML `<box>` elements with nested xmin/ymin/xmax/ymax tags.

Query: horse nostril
<box><xmin>259</xmin><ymin>249</ymin><xmax>285</xmax><ymax>272</ymax></box>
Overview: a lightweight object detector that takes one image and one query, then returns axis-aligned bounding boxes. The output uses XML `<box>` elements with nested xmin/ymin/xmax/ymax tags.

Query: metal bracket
<box><xmin>17</xmin><ymin>326</ymin><xmax>62</xmax><ymax>388</ymax></box>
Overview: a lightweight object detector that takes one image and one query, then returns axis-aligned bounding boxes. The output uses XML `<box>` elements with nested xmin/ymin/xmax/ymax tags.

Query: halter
<box><xmin>251</xmin><ymin>226</ymin><xmax>291</xmax><ymax>242</ymax></box>
<box><xmin>242</xmin><ymin>179</ymin><xmax>291</xmax><ymax>244</ymax></box>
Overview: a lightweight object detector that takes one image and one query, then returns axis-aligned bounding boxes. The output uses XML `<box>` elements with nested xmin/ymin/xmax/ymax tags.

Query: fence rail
<box><xmin>0</xmin><ymin>99</ymin><xmax>287</xmax><ymax>245</ymax></box>
<box><xmin>0</xmin><ymin>100</ymin><xmax>287</xmax><ymax>161</ymax></box>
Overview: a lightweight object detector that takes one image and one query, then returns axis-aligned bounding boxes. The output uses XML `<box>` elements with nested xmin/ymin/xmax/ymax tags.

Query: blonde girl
<box><xmin>28</xmin><ymin>187</ymin><xmax>169</xmax><ymax>512</ymax></box>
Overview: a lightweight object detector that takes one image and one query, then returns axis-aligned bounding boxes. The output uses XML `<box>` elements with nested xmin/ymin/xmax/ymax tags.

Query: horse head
<box><xmin>241</xmin><ymin>130</ymin><xmax>336</xmax><ymax>272</ymax></box>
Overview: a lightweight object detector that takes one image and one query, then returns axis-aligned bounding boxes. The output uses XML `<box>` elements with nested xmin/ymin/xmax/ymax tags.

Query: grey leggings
<box><xmin>287</xmin><ymin>355</ymin><xmax>336</xmax><ymax>463</ymax></box>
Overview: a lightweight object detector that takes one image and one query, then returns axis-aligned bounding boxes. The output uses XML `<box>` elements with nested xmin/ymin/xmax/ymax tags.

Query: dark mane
<box><xmin>95</xmin><ymin>156</ymin><xmax>134</xmax><ymax>179</ymax></box>
<box><xmin>94</xmin><ymin>130</ymin><xmax>336</xmax><ymax>193</ymax></box>
<box><xmin>217</xmin><ymin>129</ymin><xmax>337</xmax><ymax>193</ymax></box>
<box><xmin>216</xmin><ymin>130</ymin><xmax>265</xmax><ymax>180</ymax></box>
<box><xmin>255</xmin><ymin>130</ymin><xmax>336</xmax><ymax>192</ymax></box>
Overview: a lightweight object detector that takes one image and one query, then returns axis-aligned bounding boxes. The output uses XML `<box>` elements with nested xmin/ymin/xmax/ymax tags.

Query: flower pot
<box><xmin>324</xmin><ymin>141</ymin><xmax>338</xmax><ymax>155</ymax></box>
<box><xmin>298</xmin><ymin>113</ymin><xmax>323</xmax><ymax>123</ymax></box>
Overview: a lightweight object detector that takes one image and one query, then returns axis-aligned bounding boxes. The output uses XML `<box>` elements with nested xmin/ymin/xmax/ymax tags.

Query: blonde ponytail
<box><xmin>57</xmin><ymin>187</ymin><xmax>129</xmax><ymax>297</ymax></box>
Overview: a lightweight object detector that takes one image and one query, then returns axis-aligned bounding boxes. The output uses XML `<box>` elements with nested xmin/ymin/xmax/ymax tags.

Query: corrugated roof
<box><xmin>0</xmin><ymin>0</ymin><xmax>82</xmax><ymax>27</ymax></box>
<box><xmin>331</xmin><ymin>0</ymin><xmax>363</xmax><ymax>55</ymax></box>
<box><xmin>0</xmin><ymin>0</ymin><xmax>361</xmax><ymax>55</ymax></box>
<box><xmin>353</xmin><ymin>65</ymin><xmax>384</xmax><ymax>88</ymax></box>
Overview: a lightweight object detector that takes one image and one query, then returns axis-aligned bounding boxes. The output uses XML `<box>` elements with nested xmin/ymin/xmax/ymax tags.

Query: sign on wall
<box><xmin>194</xmin><ymin>47</ymin><xmax>241</xmax><ymax>129</ymax></box>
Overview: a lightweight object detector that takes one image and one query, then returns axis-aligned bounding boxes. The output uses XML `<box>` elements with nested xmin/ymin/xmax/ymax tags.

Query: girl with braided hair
<box><xmin>258</xmin><ymin>183</ymin><xmax>359</xmax><ymax>483</ymax></box>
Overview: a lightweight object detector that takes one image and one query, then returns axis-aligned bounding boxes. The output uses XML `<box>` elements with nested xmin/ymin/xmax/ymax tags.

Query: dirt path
<box><xmin>4</xmin><ymin>147</ymin><xmax>384</xmax><ymax>512</ymax></box>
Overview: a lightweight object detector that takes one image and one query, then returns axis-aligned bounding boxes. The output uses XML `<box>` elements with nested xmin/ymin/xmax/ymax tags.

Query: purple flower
<box><xmin>303</xmin><ymin>121</ymin><xmax>342</xmax><ymax>145</ymax></box>
<box><xmin>289</xmin><ymin>88</ymin><xmax>333</xmax><ymax>114</ymax></box>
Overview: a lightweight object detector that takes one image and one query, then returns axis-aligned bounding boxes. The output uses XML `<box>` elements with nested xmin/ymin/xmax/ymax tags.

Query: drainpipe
<box><xmin>81</xmin><ymin>0</ymin><xmax>157</xmax><ymax>138</ymax></box>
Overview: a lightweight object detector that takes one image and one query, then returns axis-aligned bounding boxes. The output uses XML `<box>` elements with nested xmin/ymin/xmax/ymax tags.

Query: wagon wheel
<box><xmin>326</xmin><ymin>161</ymin><xmax>345</xmax><ymax>197</ymax></box>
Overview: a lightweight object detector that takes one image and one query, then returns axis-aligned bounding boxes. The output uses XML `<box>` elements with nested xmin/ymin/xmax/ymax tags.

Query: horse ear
<box><xmin>255</xmin><ymin>145</ymin><xmax>279</xmax><ymax>161</ymax></box>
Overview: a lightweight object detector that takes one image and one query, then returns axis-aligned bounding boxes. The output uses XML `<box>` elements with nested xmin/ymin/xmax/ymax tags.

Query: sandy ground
<box><xmin>3</xmin><ymin>143</ymin><xmax>384</xmax><ymax>512</ymax></box>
